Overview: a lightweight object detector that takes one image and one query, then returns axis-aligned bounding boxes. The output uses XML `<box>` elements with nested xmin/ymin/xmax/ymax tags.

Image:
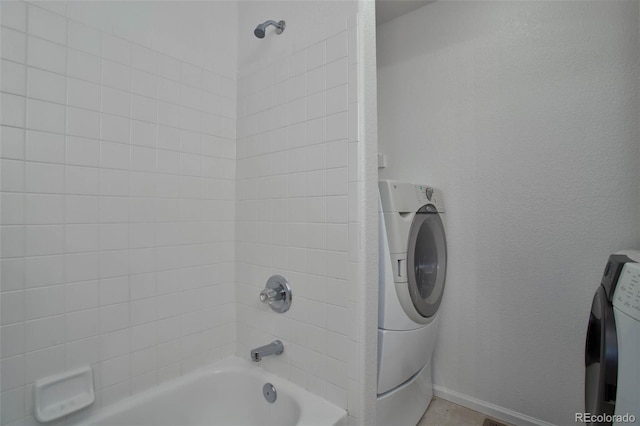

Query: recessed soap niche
<box><xmin>34</xmin><ymin>366</ymin><xmax>95</xmax><ymax>423</ymax></box>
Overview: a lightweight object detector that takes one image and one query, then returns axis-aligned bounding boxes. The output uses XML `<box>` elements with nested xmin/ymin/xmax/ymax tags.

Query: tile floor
<box><xmin>418</xmin><ymin>397</ymin><xmax>507</xmax><ymax>426</ymax></box>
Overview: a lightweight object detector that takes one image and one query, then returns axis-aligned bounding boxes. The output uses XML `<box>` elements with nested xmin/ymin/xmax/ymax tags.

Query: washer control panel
<box><xmin>379</xmin><ymin>180</ymin><xmax>445</xmax><ymax>213</ymax></box>
<box><xmin>414</xmin><ymin>184</ymin><xmax>444</xmax><ymax>212</ymax></box>
<box><xmin>614</xmin><ymin>262</ymin><xmax>640</xmax><ymax>322</ymax></box>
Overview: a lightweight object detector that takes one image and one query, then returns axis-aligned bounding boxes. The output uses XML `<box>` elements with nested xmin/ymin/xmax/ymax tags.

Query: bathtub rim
<box><xmin>72</xmin><ymin>356</ymin><xmax>347</xmax><ymax>426</ymax></box>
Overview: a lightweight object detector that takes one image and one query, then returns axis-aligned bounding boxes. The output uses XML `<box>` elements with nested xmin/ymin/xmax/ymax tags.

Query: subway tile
<box><xmin>25</xmin><ymin>162</ymin><xmax>64</xmax><ymax>194</ymax></box>
<box><xmin>130</xmin><ymin>146</ymin><xmax>156</xmax><ymax>172</ymax></box>
<box><xmin>0</xmin><ymin>258</ymin><xmax>24</xmax><ymax>292</ymax></box>
<box><xmin>100</xmin><ymin>302</ymin><xmax>129</xmax><ymax>333</ymax></box>
<box><xmin>0</xmin><ymin>386</ymin><xmax>25</xmax><ymax>424</ymax></box>
<box><xmin>24</xmin><ymin>285</ymin><xmax>65</xmax><ymax>320</ymax></box>
<box><xmin>65</xmin><ymin>195</ymin><xmax>99</xmax><ymax>224</ymax></box>
<box><xmin>307</xmin><ymin>42</ymin><xmax>326</xmax><ymax>70</ymax></box>
<box><xmin>100</xmin><ymin>275</ymin><xmax>129</xmax><ymax>305</ymax></box>
<box><xmin>65</xmin><ymin>252</ymin><xmax>99</xmax><ymax>283</ymax></box>
<box><xmin>130</xmin><ymin>322</ymin><xmax>156</xmax><ymax>352</ymax></box>
<box><xmin>0</xmin><ymin>355</ymin><xmax>25</xmax><ymax>391</ymax></box>
<box><xmin>1</xmin><ymin>93</ymin><xmax>26</xmax><ymax>128</ymax></box>
<box><xmin>67</xmin><ymin>49</ymin><xmax>101</xmax><ymax>84</ymax></box>
<box><xmin>24</xmin><ymin>255</ymin><xmax>64</xmax><ymax>288</ymax></box>
<box><xmin>103</xmin><ymin>35</ymin><xmax>131</xmax><ymax>66</ymax></box>
<box><xmin>24</xmin><ymin>315</ymin><xmax>65</xmax><ymax>352</ymax></box>
<box><xmin>67</xmin><ymin>107</ymin><xmax>101</xmax><ymax>139</ymax></box>
<box><xmin>181</xmin><ymin>62</ymin><xmax>202</xmax><ymax>88</ymax></box>
<box><xmin>67</xmin><ymin>78</ymin><xmax>101</xmax><ymax>111</ymax></box>
<box><xmin>66</xmin><ymin>309</ymin><xmax>99</xmax><ymax>341</ymax></box>
<box><xmin>0</xmin><ymin>193</ymin><xmax>23</xmax><ymax>225</ymax></box>
<box><xmin>65</xmin><ymin>280</ymin><xmax>99</xmax><ymax>312</ymax></box>
<box><xmin>25</xmin><ymin>224</ymin><xmax>64</xmax><ymax>256</ymax></box>
<box><xmin>98</xmin><ymin>195</ymin><xmax>129</xmax><ymax>221</ymax></box>
<box><xmin>101</xmin><ymin>87</ymin><xmax>130</xmax><ymax>117</ymax></box>
<box><xmin>99</xmin><ymin>249</ymin><xmax>129</xmax><ymax>278</ymax></box>
<box><xmin>326</xmin><ymin>57</ymin><xmax>348</xmax><ymax>89</ymax></box>
<box><xmin>1</xmin><ymin>27</ymin><xmax>27</xmax><ymax>63</ymax></box>
<box><xmin>1</xmin><ymin>1</ymin><xmax>27</xmax><ymax>31</ymax></box>
<box><xmin>100</xmin><ymin>141</ymin><xmax>130</xmax><ymax>170</ymax></box>
<box><xmin>67</xmin><ymin>20</ymin><xmax>101</xmax><ymax>55</ymax></box>
<box><xmin>307</xmin><ymin>91</ymin><xmax>325</xmax><ymax>120</ymax></box>
<box><xmin>28</xmin><ymin>36</ymin><xmax>66</xmax><ymax>74</ymax></box>
<box><xmin>99</xmin><ymin>224</ymin><xmax>128</xmax><ymax>251</ymax></box>
<box><xmin>307</xmin><ymin>66</ymin><xmax>325</xmax><ymax>95</ymax></box>
<box><xmin>326</xmin><ymin>85</ymin><xmax>348</xmax><ymax>115</ymax></box>
<box><xmin>65</xmin><ymin>336</ymin><xmax>100</xmax><ymax>368</ymax></box>
<box><xmin>27</xmin><ymin>67</ymin><xmax>66</xmax><ymax>104</ymax></box>
<box><xmin>158</xmin><ymin>77</ymin><xmax>180</xmax><ymax>103</ymax></box>
<box><xmin>101</xmin><ymin>114</ymin><xmax>130</xmax><ymax>144</ymax></box>
<box><xmin>28</xmin><ymin>5</ymin><xmax>66</xmax><ymax>45</ymax></box>
<box><xmin>26</xmin><ymin>99</ymin><xmax>65</xmax><ymax>134</ymax></box>
<box><xmin>0</xmin><ymin>323</ymin><xmax>24</xmax><ymax>358</ymax></box>
<box><xmin>100</xmin><ymin>354</ymin><xmax>130</xmax><ymax>387</ymax></box>
<box><xmin>1</xmin><ymin>60</ymin><xmax>26</xmax><ymax>96</ymax></box>
<box><xmin>326</xmin><ymin>31</ymin><xmax>348</xmax><ymax>63</ymax></box>
<box><xmin>157</xmin><ymin>102</ymin><xmax>179</xmax><ymax>128</ymax></box>
<box><xmin>132</xmin><ymin>45</ymin><xmax>157</xmax><ymax>74</ymax></box>
<box><xmin>66</xmin><ymin>136</ymin><xmax>100</xmax><ymax>167</ymax></box>
<box><xmin>131</xmin><ymin>120</ymin><xmax>156</xmax><ymax>147</ymax></box>
<box><xmin>131</xmin><ymin>95</ymin><xmax>157</xmax><ymax>123</ymax></box>
<box><xmin>131</xmin><ymin>70</ymin><xmax>157</xmax><ymax>98</ymax></box>
<box><xmin>157</xmin><ymin>55</ymin><xmax>181</xmax><ymax>81</ymax></box>
<box><xmin>326</xmin><ymin>196</ymin><xmax>348</xmax><ymax>223</ymax></box>
<box><xmin>0</xmin><ymin>126</ymin><xmax>25</xmax><ymax>160</ymax></box>
<box><xmin>326</xmin><ymin>111</ymin><xmax>348</xmax><ymax>142</ymax></box>
<box><xmin>24</xmin><ymin>193</ymin><xmax>64</xmax><ymax>224</ymax></box>
<box><xmin>65</xmin><ymin>224</ymin><xmax>99</xmax><ymax>253</ymax></box>
<box><xmin>102</xmin><ymin>59</ymin><xmax>131</xmax><ymax>91</ymax></box>
<box><xmin>0</xmin><ymin>291</ymin><xmax>24</xmax><ymax>325</ymax></box>
<box><xmin>66</xmin><ymin>165</ymin><xmax>99</xmax><ymax>195</ymax></box>
<box><xmin>101</xmin><ymin>329</ymin><xmax>130</xmax><ymax>361</ymax></box>
<box><xmin>25</xmin><ymin>130</ymin><xmax>65</xmax><ymax>164</ymax></box>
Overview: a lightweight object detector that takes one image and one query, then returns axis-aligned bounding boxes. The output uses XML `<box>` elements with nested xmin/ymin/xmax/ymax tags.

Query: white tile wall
<box><xmin>235</xmin><ymin>12</ymin><xmax>360</xmax><ymax>415</ymax></box>
<box><xmin>0</xmin><ymin>2</ymin><xmax>237</xmax><ymax>425</ymax></box>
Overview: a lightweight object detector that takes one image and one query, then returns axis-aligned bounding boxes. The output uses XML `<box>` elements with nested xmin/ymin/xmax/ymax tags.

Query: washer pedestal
<box><xmin>376</xmin><ymin>360</ymin><xmax>433</xmax><ymax>426</ymax></box>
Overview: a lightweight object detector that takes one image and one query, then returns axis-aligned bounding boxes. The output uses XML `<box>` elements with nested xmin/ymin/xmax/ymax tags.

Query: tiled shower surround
<box><xmin>0</xmin><ymin>2</ymin><xmax>237</xmax><ymax>424</ymax></box>
<box><xmin>235</xmin><ymin>11</ymin><xmax>360</xmax><ymax>418</ymax></box>
<box><xmin>0</xmin><ymin>1</ymin><xmax>364</xmax><ymax>425</ymax></box>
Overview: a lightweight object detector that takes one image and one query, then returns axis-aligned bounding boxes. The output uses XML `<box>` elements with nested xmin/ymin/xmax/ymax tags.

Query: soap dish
<box><xmin>34</xmin><ymin>366</ymin><xmax>95</xmax><ymax>423</ymax></box>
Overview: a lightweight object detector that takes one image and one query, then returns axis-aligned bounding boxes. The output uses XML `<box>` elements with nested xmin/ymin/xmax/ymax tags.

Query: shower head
<box><xmin>254</xmin><ymin>20</ymin><xmax>286</xmax><ymax>38</ymax></box>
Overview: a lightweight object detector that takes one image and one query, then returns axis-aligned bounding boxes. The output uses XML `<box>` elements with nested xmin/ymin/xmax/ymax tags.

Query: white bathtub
<box><xmin>77</xmin><ymin>357</ymin><xmax>347</xmax><ymax>426</ymax></box>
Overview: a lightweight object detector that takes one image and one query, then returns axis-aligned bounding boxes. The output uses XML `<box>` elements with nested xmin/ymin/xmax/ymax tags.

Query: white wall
<box><xmin>235</xmin><ymin>1</ymin><xmax>364</xmax><ymax>422</ymax></box>
<box><xmin>0</xmin><ymin>2</ymin><xmax>237</xmax><ymax>424</ymax></box>
<box><xmin>377</xmin><ymin>1</ymin><xmax>639</xmax><ymax>425</ymax></box>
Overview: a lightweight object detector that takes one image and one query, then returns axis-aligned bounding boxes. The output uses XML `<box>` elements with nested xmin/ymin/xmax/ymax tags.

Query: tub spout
<box><xmin>250</xmin><ymin>340</ymin><xmax>284</xmax><ymax>362</ymax></box>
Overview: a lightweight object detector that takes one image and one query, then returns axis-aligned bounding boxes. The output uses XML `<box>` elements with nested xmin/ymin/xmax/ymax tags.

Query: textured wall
<box><xmin>0</xmin><ymin>2</ymin><xmax>237</xmax><ymax>424</ymax></box>
<box><xmin>235</xmin><ymin>1</ymin><xmax>363</xmax><ymax>422</ymax></box>
<box><xmin>377</xmin><ymin>1</ymin><xmax>639</xmax><ymax>424</ymax></box>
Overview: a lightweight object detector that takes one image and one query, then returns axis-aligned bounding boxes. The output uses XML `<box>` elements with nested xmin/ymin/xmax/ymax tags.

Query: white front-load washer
<box><xmin>585</xmin><ymin>251</ymin><xmax>640</xmax><ymax>426</ymax></box>
<box><xmin>377</xmin><ymin>180</ymin><xmax>447</xmax><ymax>426</ymax></box>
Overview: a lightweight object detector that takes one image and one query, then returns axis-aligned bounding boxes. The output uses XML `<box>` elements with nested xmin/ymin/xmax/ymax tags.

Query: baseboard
<box><xmin>432</xmin><ymin>385</ymin><xmax>555</xmax><ymax>426</ymax></box>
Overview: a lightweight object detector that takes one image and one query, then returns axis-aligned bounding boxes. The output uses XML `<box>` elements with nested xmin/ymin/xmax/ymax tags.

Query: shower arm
<box><xmin>263</xmin><ymin>20</ymin><xmax>284</xmax><ymax>32</ymax></box>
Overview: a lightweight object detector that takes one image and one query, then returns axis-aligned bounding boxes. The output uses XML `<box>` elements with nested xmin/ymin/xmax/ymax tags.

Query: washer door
<box><xmin>585</xmin><ymin>285</ymin><xmax>617</xmax><ymax>424</ymax></box>
<box><xmin>406</xmin><ymin>206</ymin><xmax>447</xmax><ymax>318</ymax></box>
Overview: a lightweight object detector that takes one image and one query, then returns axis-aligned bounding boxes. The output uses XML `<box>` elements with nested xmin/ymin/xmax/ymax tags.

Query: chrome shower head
<box><xmin>254</xmin><ymin>20</ymin><xmax>286</xmax><ymax>38</ymax></box>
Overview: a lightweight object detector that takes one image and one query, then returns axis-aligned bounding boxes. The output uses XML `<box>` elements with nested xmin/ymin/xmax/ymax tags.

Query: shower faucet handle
<box><xmin>259</xmin><ymin>288</ymin><xmax>280</xmax><ymax>303</ymax></box>
<box><xmin>259</xmin><ymin>275</ymin><xmax>292</xmax><ymax>313</ymax></box>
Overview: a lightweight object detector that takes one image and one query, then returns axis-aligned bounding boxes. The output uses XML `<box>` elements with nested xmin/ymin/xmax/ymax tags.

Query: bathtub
<box><xmin>77</xmin><ymin>357</ymin><xmax>347</xmax><ymax>426</ymax></box>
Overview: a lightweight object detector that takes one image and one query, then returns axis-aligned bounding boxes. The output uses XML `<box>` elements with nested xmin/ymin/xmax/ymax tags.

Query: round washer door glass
<box><xmin>407</xmin><ymin>209</ymin><xmax>447</xmax><ymax>318</ymax></box>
